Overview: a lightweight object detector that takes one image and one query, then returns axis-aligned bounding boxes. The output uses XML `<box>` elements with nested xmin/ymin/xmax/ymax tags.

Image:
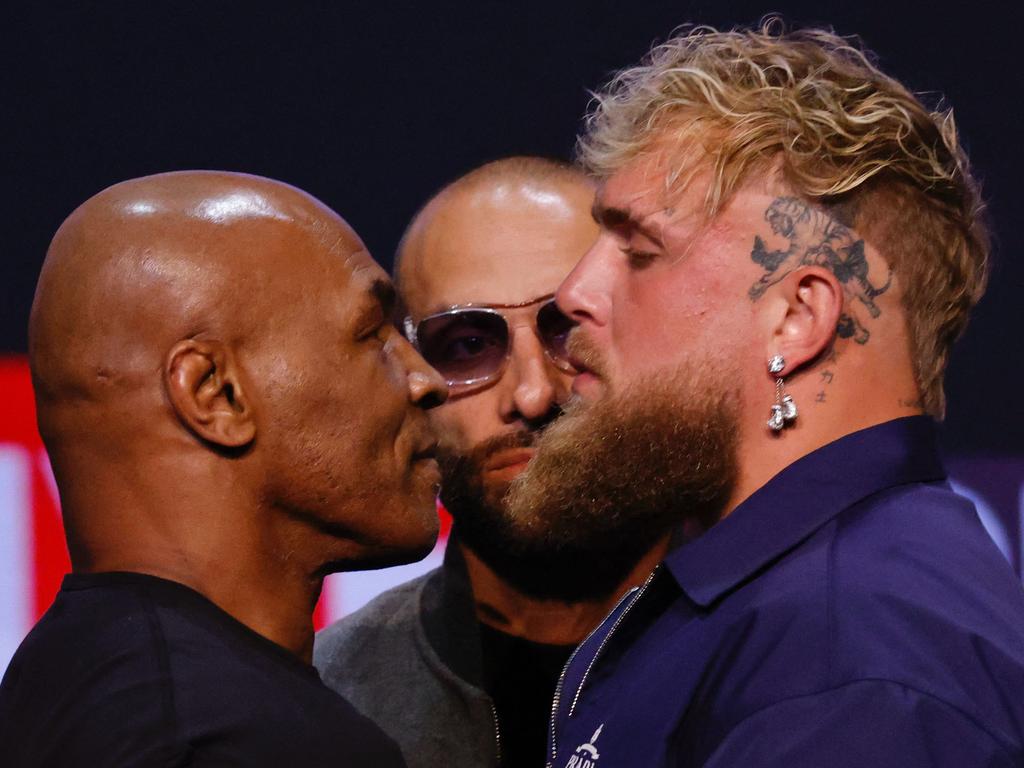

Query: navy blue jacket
<box><xmin>550</xmin><ymin>417</ymin><xmax>1024</xmax><ymax>768</ymax></box>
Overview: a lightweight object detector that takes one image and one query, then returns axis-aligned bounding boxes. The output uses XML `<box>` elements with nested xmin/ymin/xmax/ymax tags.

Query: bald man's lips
<box><xmin>412</xmin><ymin>440</ymin><xmax>438</xmax><ymax>462</ymax></box>
<box><xmin>412</xmin><ymin>442</ymin><xmax>441</xmax><ymax>490</ymax></box>
<box><xmin>484</xmin><ymin>448</ymin><xmax>535</xmax><ymax>479</ymax></box>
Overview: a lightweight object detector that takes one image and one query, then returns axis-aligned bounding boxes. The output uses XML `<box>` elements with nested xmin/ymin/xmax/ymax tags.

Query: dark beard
<box><xmin>440</xmin><ymin>429</ymin><xmax>636</xmax><ymax>601</ymax></box>
<box><xmin>502</xmin><ymin>366</ymin><xmax>740</xmax><ymax>600</ymax></box>
<box><xmin>437</xmin><ymin>431</ymin><xmax>574</xmax><ymax>595</ymax></box>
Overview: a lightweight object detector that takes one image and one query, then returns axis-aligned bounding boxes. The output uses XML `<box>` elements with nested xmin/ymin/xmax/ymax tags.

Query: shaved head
<box><xmin>395</xmin><ymin>157</ymin><xmax>593</xmax><ymax>312</ymax></box>
<box><xmin>28</xmin><ymin>171</ymin><xmax>447</xmax><ymax>655</ymax></box>
<box><xmin>32</xmin><ymin>172</ymin><xmax>345</xmax><ymax>418</ymax></box>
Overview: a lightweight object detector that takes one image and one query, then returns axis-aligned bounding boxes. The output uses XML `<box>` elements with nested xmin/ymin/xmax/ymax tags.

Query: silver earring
<box><xmin>767</xmin><ymin>355</ymin><xmax>797</xmax><ymax>432</ymax></box>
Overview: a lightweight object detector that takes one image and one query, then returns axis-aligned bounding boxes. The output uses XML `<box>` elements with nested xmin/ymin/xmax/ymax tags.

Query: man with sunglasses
<box><xmin>316</xmin><ymin>157</ymin><xmax>672</xmax><ymax>768</ymax></box>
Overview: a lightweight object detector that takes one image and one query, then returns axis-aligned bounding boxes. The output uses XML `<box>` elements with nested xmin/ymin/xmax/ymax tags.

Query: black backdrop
<box><xmin>4</xmin><ymin>1</ymin><xmax>1022</xmax><ymax>454</ymax></box>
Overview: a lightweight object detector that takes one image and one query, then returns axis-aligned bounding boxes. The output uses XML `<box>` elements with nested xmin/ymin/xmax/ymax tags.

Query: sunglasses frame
<box><xmin>403</xmin><ymin>293</ymin><xmax>575</xmax><ymax>391</ymax></box>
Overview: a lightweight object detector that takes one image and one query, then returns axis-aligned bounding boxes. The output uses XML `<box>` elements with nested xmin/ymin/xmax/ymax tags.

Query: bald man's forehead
<box><xmin>400</xmin><ymin>178</ymin><xmax>597</xmax><ymax>316</ymax></box>
<box><xmin>344</xmin><ymin>247</ymin><xmax>390</xmax><ymax>291</ymax></box>
<box><xmin>32</xmin><ymin>172</ymin><xmax>374</xmax><ymax>375</ymax></box>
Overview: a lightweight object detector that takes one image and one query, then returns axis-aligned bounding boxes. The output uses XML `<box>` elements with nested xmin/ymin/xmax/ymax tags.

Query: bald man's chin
<box><xmin>390</xmin><ymin>475</ymin><xmax>444</xmax><ymax>565</ymax></box>
<box><xmin>331</xmin><ymin>517</ymin><xmax>439</xmax><ymax>573</ymax></box>
<box><xmin>477</xmin><ymin>450</ymin><xmax>535</xmax><ymax>507</ymax></box>
<box><xmin>319</xmin><ymin>483</ymin><xmax>440</xmax><ymax>573</ymax></box>
<box><xmin>380</xmin><ymin>531</ymin><xmax>438</xmax><ymax>569</ymax></box>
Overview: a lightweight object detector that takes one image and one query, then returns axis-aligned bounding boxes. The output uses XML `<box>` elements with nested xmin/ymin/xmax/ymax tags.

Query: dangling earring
<box><xmin>767</xmin><ymin>354</ymin><xmax>797</xmax><ymax>432</ymax></box>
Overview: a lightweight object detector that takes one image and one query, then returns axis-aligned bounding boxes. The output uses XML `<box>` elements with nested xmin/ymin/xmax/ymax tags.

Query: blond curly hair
<box><xmin>578</xmin><ymin>20</ymin><xmax>989</xmax><ymax>417</ymax></box>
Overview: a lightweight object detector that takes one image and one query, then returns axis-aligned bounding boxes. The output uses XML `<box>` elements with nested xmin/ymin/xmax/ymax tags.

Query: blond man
<box><xmin>508</xmin><ymin>23</ymin><xmax>1024</xmax><ymax>767</ymax></box>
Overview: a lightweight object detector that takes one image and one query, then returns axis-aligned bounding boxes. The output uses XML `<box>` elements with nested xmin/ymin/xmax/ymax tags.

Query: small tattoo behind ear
<box><xmin>836</xmin><ymin>314</ymin><xmax>869</xmax><ymax>345</ymax></box>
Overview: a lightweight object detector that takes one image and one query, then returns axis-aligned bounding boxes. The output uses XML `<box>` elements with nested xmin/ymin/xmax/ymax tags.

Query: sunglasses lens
<box><xmin>536</xmin><ymin>300</ymin><xmax>575</xmax><ymax>365</ymax></box>
<box><xmin>415</xmin><ymin>310</ymin><xmax>509</xmax><ymax>385</ymax></box>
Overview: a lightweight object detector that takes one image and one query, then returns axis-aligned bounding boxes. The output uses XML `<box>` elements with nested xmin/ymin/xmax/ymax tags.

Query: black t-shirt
<box><xmin>0</xmin><ymin>572</ymin><xmax>405</xmax><ymax>767</ymax></box>
<box><xmin>478</xmin><ymin>623</ymin><xmax>575</xmax><ymax>768</ymax></box>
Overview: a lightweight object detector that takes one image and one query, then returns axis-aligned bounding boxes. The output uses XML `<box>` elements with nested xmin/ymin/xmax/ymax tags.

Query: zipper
<box><xmin>489</xmin><ymin>699</ymin><xmax>502</xmax><ymax>766</ymax></box>
<box><xmin>547</xmin><ymin>633</ymin><xmax>592</xmax><ymax>767</ymax></box>
<box><xmin>569</xmin><ymin>566</ymin><xmax>659</xmax><ymax>717</ymax></box>
<box><xmin>547</xmin><ymin>568</ymin><xmax>658</xmax><ymax>767</ymax></box>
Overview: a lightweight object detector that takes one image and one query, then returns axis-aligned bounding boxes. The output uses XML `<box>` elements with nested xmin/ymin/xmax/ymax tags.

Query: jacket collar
<box><xmin>419</xmin><ymin>530</ymin><xmax>486</xmax><ymax>689</ymax></box>
<box><xmin>664</xmin><ymin>416</ymin><xmax>947</xmax><ymax>608</ymax></box>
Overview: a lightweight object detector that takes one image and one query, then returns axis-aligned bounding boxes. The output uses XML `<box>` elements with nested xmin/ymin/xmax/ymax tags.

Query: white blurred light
<box><xmin>193</xmin><ymin>192</ymin><xmax>289</xmax><ymax>224</ymax></box>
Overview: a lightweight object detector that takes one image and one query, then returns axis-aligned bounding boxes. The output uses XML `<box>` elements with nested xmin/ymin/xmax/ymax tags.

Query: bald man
<box><xmin>315</xmin><ymin>158</ymin><xmax>671</xmax><ymax>768</ymax></box>
<box><xmin>0</xmin><ymin>171</ymin><xmax>447</xmax><ymax>767</ymax></box>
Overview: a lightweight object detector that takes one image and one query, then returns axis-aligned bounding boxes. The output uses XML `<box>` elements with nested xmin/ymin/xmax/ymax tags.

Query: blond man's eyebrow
<box><xmin>591</xmin><ymin>201</ymin><xmax>665</xmax><ymax>247</ymax></box>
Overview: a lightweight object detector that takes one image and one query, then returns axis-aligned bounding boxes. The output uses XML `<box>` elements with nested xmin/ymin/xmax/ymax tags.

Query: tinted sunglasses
<box><xmin>403</xmin><ymin>293</ymin><xmax>576</xmax><ymax>391</ymax></box>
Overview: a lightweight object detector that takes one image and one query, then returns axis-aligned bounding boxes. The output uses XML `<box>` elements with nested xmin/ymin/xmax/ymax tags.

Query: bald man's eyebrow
<box><xmin>351</xmin><ymin>278</ymin><xmax>399</xmax><ymax>339</ymax></box>
<box><xmin>369</xmin><ymin>278</ymin><xmax>396</xmax><ymax>318</ymax></box>
<box><xmin>592</xmin><ymin>201</ymin><xmax>665</xmax><ymax>248</ymax></box>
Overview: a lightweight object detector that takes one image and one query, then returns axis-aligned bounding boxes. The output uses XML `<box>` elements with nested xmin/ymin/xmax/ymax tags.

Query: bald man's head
<box><xmin>31</xmin><ymin>171</ymin><xmax>446</xmax><ymax>575</ymax></box>
<box><xmin>392</xmin><ymin>157</ymin><xmax>627</xmax><ymax>602</ymax></box>
<box><xmin>395</xmin><ymin>156</ymin><xmax>593</xmax><ymax>310</ymax></box>
<box><xmin>31</xmin><ymin>172</ymin><xmax>342</xmax><ymax>412</ymax></box>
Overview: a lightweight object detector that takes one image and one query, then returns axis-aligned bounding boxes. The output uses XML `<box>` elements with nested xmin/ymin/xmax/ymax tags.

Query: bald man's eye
<box><xmin>370</xmin><ymin>323</ymin><xmax>393</xmax><ymax>346</ymax></box>
<box><xmin>355</xmin><ymin>313</ymin><xmax>389</xmax><ymax>345</ymax></box>
<box><xmin>433</xmin><ymin>328</ymin><xmax>503</xmax><ymax>363</ymax></box>
<box><xmin>449</xmin><ymin>335</ymin><xmax>494</xmax><ymax>360</ymax></box>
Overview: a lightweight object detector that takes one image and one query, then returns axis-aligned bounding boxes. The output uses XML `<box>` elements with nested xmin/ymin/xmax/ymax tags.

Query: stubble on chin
<box><xmin>436</xmin><ymin>430</ymin><xmax>535</xmax><ymax>551</ymax></box>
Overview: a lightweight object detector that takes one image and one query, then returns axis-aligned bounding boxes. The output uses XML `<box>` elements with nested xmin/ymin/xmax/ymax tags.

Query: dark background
<box><xmin>4</xmin><ymin>1</ymin><xmax>1022</xmax><ymax>455</ymax></box>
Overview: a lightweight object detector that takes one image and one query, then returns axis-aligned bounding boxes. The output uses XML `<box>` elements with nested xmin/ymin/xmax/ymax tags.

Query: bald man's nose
<box><xmin>396</xmin><ymin>335</ymin><xmax>448</xmax><ymax>409</ymax></box>
<box><xmin>503</xmin><ymin>330</ymin><xmax>562</xmax><ymax>422</ymax></box>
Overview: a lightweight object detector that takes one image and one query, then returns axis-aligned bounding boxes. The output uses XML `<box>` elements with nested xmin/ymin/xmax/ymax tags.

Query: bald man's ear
<box><xmin>766</xmin><ymin>266</ymin><xmax>843</xmax><ymax>371</ymax></box>
<box><xmin>165</xmin><ymin>340</ymin><xmax>256</xmax><ymax>450</ymax></box>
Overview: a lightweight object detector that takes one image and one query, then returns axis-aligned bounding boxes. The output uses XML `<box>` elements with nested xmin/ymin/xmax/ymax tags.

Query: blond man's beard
<box><xmin>503</xmin><ymin>361</ymin><xmax>739</xmax><ymax>599</ymax></box>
